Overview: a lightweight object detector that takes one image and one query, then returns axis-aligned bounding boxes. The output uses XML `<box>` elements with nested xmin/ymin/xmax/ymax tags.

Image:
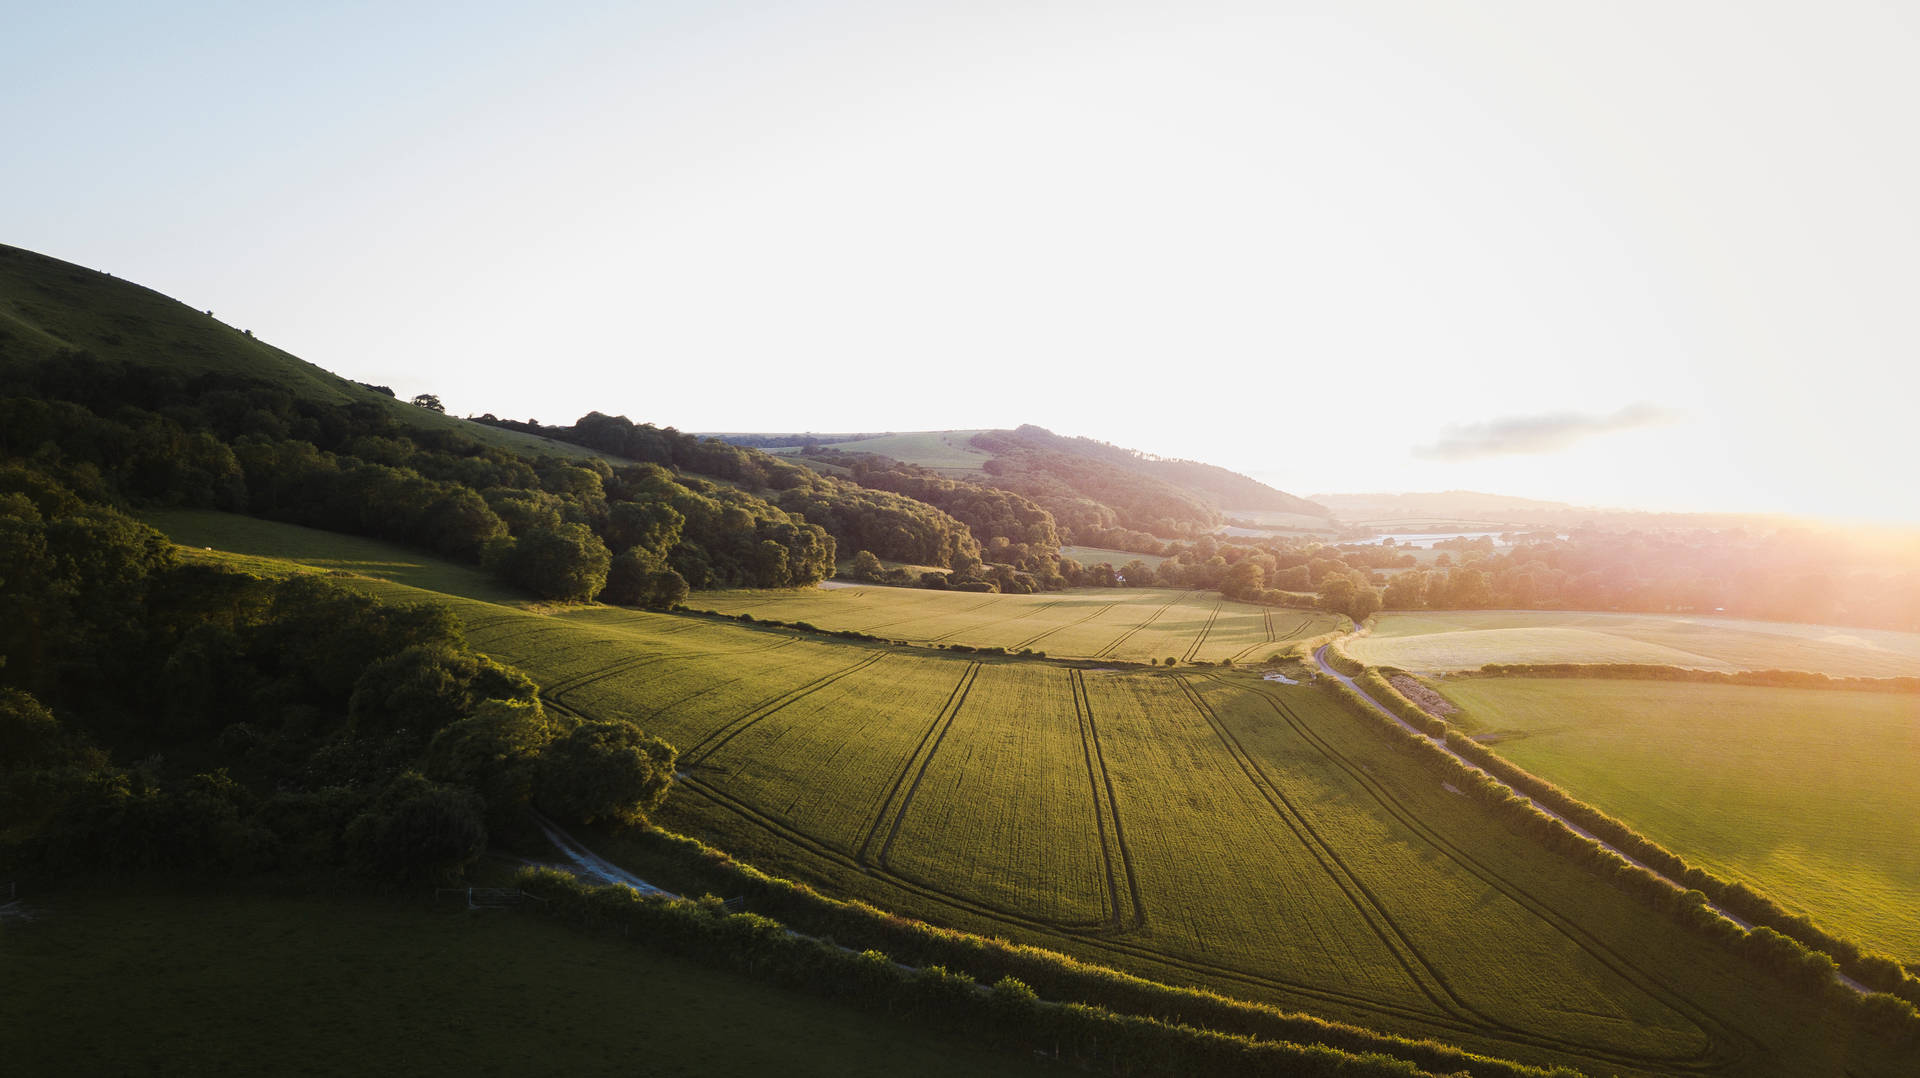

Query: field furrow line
<box><xmin>1170</xmin><ymin>675</ymin><xmax>1476</xmax><ymax>1025</ymax></box>
<box><xmin>854</xmin><ymin>593</ymin><xmax>1003</xmax><ymax>636</ymax></box>
<box><xmin>873</xmin><ymin>665</ymin><xmax>981</xmax><ymax>872</ymax></box>
<box><xmin>1093</xmin><ymin>595</ymin><xmax>1179</xmax><ymax>659</ymax></box>
<box><xmin>679</xmin><ymin>765</ymin><xmax>1475</xmax><ymax>1026</ymax></box>
<box><xmin>1015</xmin><ymin>601</ymin><xmax>1118</xmax><ymax>652</ymax></box>
<box><xmin>1180</xmin><ymin>600</ymin><xmax>1223</xmax><ymax>663</ymax></box>
<box><xmin>1069</xmin><ymin>670</ymin><xmax>1142</xmax><ymax>931</ymax></box>
<box><xmin>855</xmin><ymin>662</ymin><xmax>981</xmax><ymax>864</ymax></box>
<box><xmin>930</xmin><ymin>598</ymin><xmax>1062</xmax><ymax>642</ymax></box>
<box><xmin>682</xmin><ymin>777</ymin><xmax>1126</xmax><ymax>934</ymax></box>
<box><xmin>683</xmin><ymin>651</ymin><xmax>890</xmax><ymax>765</ymax></box>
<box><xmin>1219</xmin><ymin>678</ymin><xmax>1744</xmax><ymax>1071</ymax></box>
<box><xmin>543</xmin><ymin>635</ymin><xmax>799</xmax><ymax>703</ymax></box>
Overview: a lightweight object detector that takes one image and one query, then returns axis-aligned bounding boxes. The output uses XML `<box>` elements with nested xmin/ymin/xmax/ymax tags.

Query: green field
<box><xmin>692</xmin><ymin>584</ymin><xmax>1341</xmax><ymax>665</ymax></box>
<box><xmin>818</xmin><ymin>430</ymin><xmax>993</xmax><ymax>473</ymax></box>
<box><xmin>0</xmin><ymin>887</ymin><xmax>1055</xmax><ymax>1077</ymax></box>
<box><xmin>1351</xmin><ymin>611</ymin><xmax>1920</xmax><ymax>677</ymax></box>
<box><xmin>1059</xmin><ymin>545</ymin><xmax>1171</xmax><ymax>568</ymax></box>
<box><xmin>145</xmin><ymin>509</ymin><xmax>528</xmax><ymax>603</ymax></box>
<box><xmin>143</xmin><ymin>514</ymin><xmax>1916</xmax><ymax>1076</ymax></box>
<box><xmin>1438</xmin><ymin>677</ymin><xmax>1920</xmax><ymax>961</ymax></box>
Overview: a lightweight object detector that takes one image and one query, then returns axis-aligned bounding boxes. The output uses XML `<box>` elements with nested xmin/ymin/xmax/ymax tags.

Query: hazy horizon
<box><xmin>11</xmin><ymin>2</ymin><xmax>1918</xmax><ymax>524</ymax></box>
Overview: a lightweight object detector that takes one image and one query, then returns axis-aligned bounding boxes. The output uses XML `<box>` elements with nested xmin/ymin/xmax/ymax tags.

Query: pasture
<box><xmin>143</xmin><ymin>509</ymin><xmax>527</xmax><ymax>603</ymax></box>
<box><xmin>1350</xmin><ymin>610</ymin><xmax>1920</xmax><ymax>677</ymax></box>
<box><xmin>689</xmin><ymin>584</ymin><xmax>1341</xmax><ymax>664</ymax></box>
<box><xmin>1438</xmin><ymin>677</ymin><xmax>1920</xmax><ymax>961</ymax></box>
<box><xmin>0</xmin><ymin>888</ymin><xmax>1053</xmax><ymax>1077</ymax></box>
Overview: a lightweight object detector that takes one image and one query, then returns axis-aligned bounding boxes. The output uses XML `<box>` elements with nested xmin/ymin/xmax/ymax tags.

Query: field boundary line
<box><xmin>855</xmin><ymin>662</ymin><xmax>981</xmax><ymax>864</ymax></box>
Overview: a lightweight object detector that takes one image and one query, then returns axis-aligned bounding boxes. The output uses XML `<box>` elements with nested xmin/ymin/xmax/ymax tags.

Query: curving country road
<box><xmin>1309</xmin><ymin>643</ymin><xmax>1871</xmax><ymax>996</ymax></box>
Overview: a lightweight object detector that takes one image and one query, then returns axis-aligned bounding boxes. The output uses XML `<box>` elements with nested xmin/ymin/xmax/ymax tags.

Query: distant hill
<box><xmin>0</xmin><ymin>244</ymin><xmax>605</xmax><ymax>462</ymax></box>
<box><xmin>746</xmin><ymin>425</ymin><xmax>1329</xmax><ymax>543</ymax></box>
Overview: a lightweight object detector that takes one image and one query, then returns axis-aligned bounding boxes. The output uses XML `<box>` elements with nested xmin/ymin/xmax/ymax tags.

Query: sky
<box><xmin>9</xmin><ymin>2</ymin><xmax>1918</xmax><ymax>522</ymax></box>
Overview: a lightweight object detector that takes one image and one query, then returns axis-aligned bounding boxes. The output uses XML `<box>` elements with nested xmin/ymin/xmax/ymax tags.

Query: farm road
<box><xmin>534</xmin><ymin>813</ymin><xmax>676</xmax><ymax>897</ymax></box>
<box><xmin>1308</xmin><ymin>644</ymin><xmax>1872</xmax><ymax>997</ymax></box>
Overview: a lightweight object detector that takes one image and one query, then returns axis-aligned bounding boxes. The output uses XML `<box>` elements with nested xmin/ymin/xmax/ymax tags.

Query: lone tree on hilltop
<box><xmin>410</xmin><ymin>393</ymin><xmax>446</xmax><ymax>413</ymax></box>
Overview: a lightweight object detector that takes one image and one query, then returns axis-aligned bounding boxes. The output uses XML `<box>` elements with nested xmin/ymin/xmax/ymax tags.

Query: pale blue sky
<box><xmin>9</xmin><ymin>2</ymin><xmax>1918</xmax><ymax>522</ymax></box>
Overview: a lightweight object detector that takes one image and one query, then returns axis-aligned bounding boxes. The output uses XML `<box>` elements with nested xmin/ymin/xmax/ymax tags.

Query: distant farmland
<box><xmin>1439</xmin><ymin>676</ymin><xmax>1920</xmax><ymax>961</ymax></box>
<box><xmin>1350</xmin><ymin>611</ymin><xmax>1920</xmax><ymax>677</ymax></box>
<box><xmin>688</xmin><ymin>585</ymin><xmax>1342</xmax><ymax>665</ymax></box>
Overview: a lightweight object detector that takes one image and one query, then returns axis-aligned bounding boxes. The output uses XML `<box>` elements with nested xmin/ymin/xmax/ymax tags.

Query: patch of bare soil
<box><xmin>1389</xmin><ymin>673</ymin><xmax>1457</xmax><ymax>718</ymax></box>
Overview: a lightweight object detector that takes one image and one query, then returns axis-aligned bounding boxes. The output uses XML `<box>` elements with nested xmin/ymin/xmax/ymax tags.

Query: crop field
<box><xmin>690</xmin><ymin>585</ymin><xmax>1342</xmax><ymax>664</ymax></box>
<box><xmin>1059</xmin><ymin>545</ymin><xmax>1170</xmax><ymax>568</ymax></box>
<box><xmin>1438</xmin><ymin>677</ymin><xmax>1920</xmax><ymax>961</ymax></box>
<box><xmin>1350</xmin><ymin>610</ymin><xmax>1920</xmax><ymax>677</ymax></box>
<box><xmin>148</xmin><ymin>517</ymin><xmax>1917</xmax><ymax>1076</ymax></box>
<box><xmin>449</xmin><ymin>604</ymin><xmax>1887</xmax><ymax>1074</ymax></box>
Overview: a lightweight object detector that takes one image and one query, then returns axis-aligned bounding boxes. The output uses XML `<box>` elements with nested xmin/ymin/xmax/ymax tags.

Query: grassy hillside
<box><xmin>1438</xmin><ymin>677</ymin><xmax>1920</xmax><ymax>961</ymax></box>
<box><xmin>1350</xmin><ymin>611</ymin><xmax>1920</xmax><ymax>678</ymax></box>
<box><xmin>816</xmin><ymin>430</ymin><xmax>994</xmax><ymax>473</ymax></box>
<box><xmin>0</xmin><ymin>243</ymin><xmax>609</xmax><ymax>462</ymax></box>
<box><xmin>139</xmin><ymin>512</ymin><xmax>1918</xmax><ymax>1077</ymax></box>
<box><xmin>0</xmin><ymin>887</ymin><xmax>1057</xmax><ymax>1077</ymax></box>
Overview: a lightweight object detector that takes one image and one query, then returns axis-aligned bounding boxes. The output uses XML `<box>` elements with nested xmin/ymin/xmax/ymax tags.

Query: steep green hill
<box><xmin>0</xmin><ymin>244</ymin><xmax>604</xmax><ymax>462</ymax></box>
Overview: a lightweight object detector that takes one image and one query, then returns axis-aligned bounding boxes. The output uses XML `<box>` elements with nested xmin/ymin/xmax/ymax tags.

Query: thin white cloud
<box><xmin>1413</xmin><ymin>403</ymin><xmax>1679</xmax><ymax>461</ymax></box>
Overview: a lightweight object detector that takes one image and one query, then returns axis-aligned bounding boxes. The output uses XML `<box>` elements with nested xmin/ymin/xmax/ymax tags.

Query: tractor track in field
<box><xmin>1228</xmin><ymin>613</ymin><xmax>1320</xmax><ymax>664</ymax></box>
<box><xmin>931</xmin><ymin>598</ymin><xmax>1062</xmax><ymax>643</ymax></box>
<box><xmin>683</xmin><ymin>651</ymin><xmax>890</xmax><ymax>765</ymax></box>
<box><xmin>541</xmin><ymin>636</ymin><xmax>800</xmax><ymax>708</ymax></box>
<box><xmin>674</xmin><ymin>777</ymin><xmax>1465</xmax><ymax>1023</ymax></box>
<box><xmin>1180</xmin><ymin>600</ymin><xmax>1224</xmax><ymax>663</ymax></box>
<box><xmin>865</xmin><ymin>663</ymin><xmax>981</xmax><ymax>870</ymax></box>
<box><xmin>1013</xmin><ymin>601</ymin><xmax>1117</xmax><ymax>653</ymax></box>
<box><xmin>853</xmin><ymin>593</ymin><xmax>1004</xmax><ymax>637</ymax></box>
<box><xmin>1093</xmin><ymin>596</ymin><xmax>1179</xmax><ymax>659</ymax></box>
<box><xmin>1199</xmin><ymin>674</ymin><xmax>1749</xmax><ymax>1073</ymax></box>
<box><xmin>680</xmin><ymin>776</ymin><xmax>1115</xmax><ymax>933</ymax></box>
<box><xmin>1069</xmin><ymin>669</ymin><xmax>1146</xmax><ymax>933</ymax></box>
<box><xmin>1170</xmin><ymin>676</ymin><xmax>1482</xmax><ymax>1029</ymax></box>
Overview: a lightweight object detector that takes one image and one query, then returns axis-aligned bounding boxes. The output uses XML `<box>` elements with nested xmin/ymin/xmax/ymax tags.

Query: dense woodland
<box><xmin>0</xmin><ymin>463</ymin><xmax>677</xmax><ymax>881</ymax></box>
